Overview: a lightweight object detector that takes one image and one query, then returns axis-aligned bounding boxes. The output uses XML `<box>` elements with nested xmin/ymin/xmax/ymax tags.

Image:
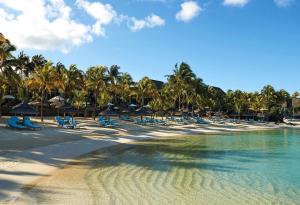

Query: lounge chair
<box><xmin>120</xmin><ymin>115</ymin><xmax>134</xmax><ymax>122</ymax></box>
<box><xmin>109</xmin><ymin>119</ymin><xmax>119</xmax><ymax>126</ymax></box>
<box><xmin>98</xmin><ymin>116</ymin><xmax>107</xmax><ymax>127</ymax></box>
<box><xmin>63</xmin><ymin>116</ymin><xmax>72</xmax><ymax>123</ymax></box>
<box><xmin>69</xmin><ymin>118</ymin><xmax>78</xmax><ymax>127</ymax></box>
<box><xmin>55</xmin><ymin>116</ymin><xmax>65</xmax><ymax>126</ymax></box>
<box><xmin>136</xmin><ymin>119</ymin><xmax>146</xmax><ymax>125</ymax></box>
<box><xmin>196</xmin><ymin>117</ymin><xmax>208</xmax><ymax>124</ymax></box>
<box><xmin>55</xmin><ymin>116</ymin><xmax>74</xmax><ymax>129</ymax></box>
<box><xmin>7</xmin><ymin>116</ymin><xmax>26</xmax><ymax>129</ymax></box>
<box><xmin>154</xmin><ymin>119</ymin><xmax>167</xmax><ymax>125</ymax></box>
<box><xmin>24</xmin><ymin>116</ymin><xmax>42</xmax><ymax>129</ymax></box>
<box><xmin>145</xmin><ymin>117</ymin><xmax>155</xmax><ymax>124</ymax></box>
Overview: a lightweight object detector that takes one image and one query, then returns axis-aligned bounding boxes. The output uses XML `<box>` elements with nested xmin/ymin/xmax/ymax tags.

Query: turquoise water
<box><xmin>17</xmin><ymin>129</ymin><xmax>300</xmax><ymax>205</ymax></box>
<box><xmin>189</xmin><ymin>129</ymin><xmax>300</xmax><ymax>202</ymax></box>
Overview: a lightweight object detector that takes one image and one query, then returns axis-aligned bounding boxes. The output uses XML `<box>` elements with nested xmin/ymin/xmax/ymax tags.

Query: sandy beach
<box><xmin>0</xmin><ymin>116</ymin><xmax>298</xmax><ymax>204</ymax></box>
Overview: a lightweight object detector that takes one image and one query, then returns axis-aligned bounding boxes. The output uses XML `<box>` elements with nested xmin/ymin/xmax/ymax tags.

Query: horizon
<box><xmin>1</xmin><ymin>0</ymin><xmax>299</xmax><ymax>93</ymax></box>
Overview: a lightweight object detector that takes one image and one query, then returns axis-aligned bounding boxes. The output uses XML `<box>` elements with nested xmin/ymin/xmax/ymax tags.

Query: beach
<box><xmin>0</xmin><ymin>116</ymin><xmax>298</xmax><ymax>204</ymax></box>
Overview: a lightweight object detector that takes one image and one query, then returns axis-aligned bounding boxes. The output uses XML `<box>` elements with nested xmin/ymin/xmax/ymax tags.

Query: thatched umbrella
<box><xmin>10</xmin><ymin>101</ymin><xmax>38</xmax><ymax>115</ymax></box>
<box><xmin>10</xmin><ymin>101</ymin><xmax>38</xmax><ymax>123</ymax></box>
<box><xmin>56</xmin><ymin>103</ymin><xmax>78</xmax><ymax>117</ymax></box>
<box><xmin>135</xmin><ymin>107</ymin><xmax>152</xmax><ymax>120</ymax></box>
<box><xmin>48</xmin><ymin>96</ymin><xmax>64</xmax><ymax>103</ymax></box>
<box><xmin>129</xmin><ymin>104</ymin><xmax>137</xmax><ymax>108</ymax></box>
<box><xmin>102</xmin><ymin>106</ymin><xmax>118</xmax><ymax>121</ymax></box>
<box><xmin>155</xmin><ymin>110</ymin><xmax>167</xmax><ymax>120</ymax></box>
<box><xmin>29</xmin><ymin>101</ymin><xmax>48</xmax><ymax>107</ymax></box>
<box><xmin>3</xmin><ymin>95</ymin><xmax>15</xmax><ymax>100</ymax></box>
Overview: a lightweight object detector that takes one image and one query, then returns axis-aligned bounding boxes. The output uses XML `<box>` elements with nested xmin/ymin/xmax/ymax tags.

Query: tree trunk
<box><xmin>93</xmin><ymin>92</ymin><xmax>98</xmax><ymax>120</ymax></box>
<box><xmin>41</xmin><ymin>90</ymin><xmax>44</xmax><ymax>122</ymax></box>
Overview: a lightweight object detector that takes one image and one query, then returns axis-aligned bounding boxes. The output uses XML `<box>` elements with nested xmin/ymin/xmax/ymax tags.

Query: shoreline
<box><xmin>0</xmin><ymin>117</ymin><xmax>299</xmax><ymax>204</ymax></box>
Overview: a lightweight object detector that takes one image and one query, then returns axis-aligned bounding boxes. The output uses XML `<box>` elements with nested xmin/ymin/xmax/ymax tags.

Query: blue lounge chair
<box><xmin>7</xmin><ymin>116</ymin><xmax>26</xmax><ymax>129</ymax></box>
<box><xmin>24</xmin><ymin>116</ymin><xmax>42</xmax><ymax>129</ymax></box>
<box><xmin>55</xmin><ymin>116</ymin><xmax>74</xmax><ymax>128</ymax></box>
<box><xmin>109</xmin><ymin>119</ymin><xmax>119</xmax><ymax>126</ymax></box>
<box><xmin>155</xmin><ymin>119</ymin><xmax>167</xmax><ymax>125</ymax></box>
<box><xmin>120</xmin><ymin>115</ymin><xmax>134</xmax><ymax>122</ymax></box>
<box><xmin>196</xmin><ymin>117</ymin><xmax>208</xmax><ymax>124</ymax></box>
<box><xmin>55</xmin><ymin>116</ymin><xmax>65</xmax><ymax>126</ymax></box>
<box><xmin>136</xmin><ymin>119</ymin><xmax>147</xmax><ymax>125</ymax></box>
<box><xmin>98</xmin><ymin>116</ymin><xmax>107</xmax><ymax>127</ymax></box>
<box><xmin>69</xmin><ymin>118</ymin><xmax>78</xmax><ymax>127</ymax></box>
<box><xmin>63</xmin><ymin>116</ymin><xmax>72</xmax><ymax>123</ymax></box>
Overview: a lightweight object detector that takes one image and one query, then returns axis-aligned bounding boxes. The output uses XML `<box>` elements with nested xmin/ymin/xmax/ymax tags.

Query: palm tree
<box><xmin>72</xmin><ymin>90</ymin><xmax>87</xmax><ymax>110</ymax></box>
<box><xmin>0</xmin><ymin>33</ymin><xmax>16</xmax><ymax>73</ymax></box>
<box><xmin>0</xmin><ymin>76</ymin><xmax>6</xmax><ymax>115</ymax></box>
<box><xmin>86</xmin><ymin>66</ymin><xmax>108</xmax><ymax>120</ymax></box>
<box><xmin>166</xmin><ymin>62</ymin><xmax>196</xmax><ymax>110</ymax></box>
<box><xmin>15</xmin><ymin>51</ymin><xmax>33</xmax><ymax>78</ymax></box>
<box><xmin>31</xmin><ymin>54</ymin><xmax>47</xmax><ymax>69</ymax></box>
<box><xmin>261</xmin><ymin>85</ymin><xmax>277</xmax><ymax>110</ymax></box>
<box><xmin>64</xmin><ymin>64</ymin><xmax>84</xmax><ymax>100</ymax></box>
<box><xmin>207</xmin><ymin>86</ymin><xmax>226</xmax><ymax>112</ymax></box>
<box><xmin>97</xmin><ymin>90</ymin><xmax>112</xmax><ymax>109</ymax></box>
<box><xmin>136</xmin><ymin>77</ymin><xmax>157</xmax><ymax>106</ymax></box>
<box><xmin>27</xmin><ymin>62</ymin><xmax>56</xmax><ymax>122</ymax></box>
<box><xmin>119</xmin><ymin>72</ymin><xmax>134</xmax><ymax>104</ymax></box>
<box><xmin>52</xmin><ymin>62</ymin><xmax>67</xmax><ymax>95</ymax></box>
<box><xmin>107</xmin><ymin>65</ymin><xmax>121</xmax><ymax>104</ymax></box>
<box><xmin>292</xmin><ymin>91</ymin><xmax>299</xmax><ymax>99</ymax></box>
<box><xmin>232</xmin><ymin>90</ymin><xmax>245</xmax><ymax>118</ymax></box>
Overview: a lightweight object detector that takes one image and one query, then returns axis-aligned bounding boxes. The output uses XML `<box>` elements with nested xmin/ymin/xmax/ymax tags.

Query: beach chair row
<box><xmin>7</xmin><ymin>116</ymin><xmax>42</xmax><ymax>130</ymax></box>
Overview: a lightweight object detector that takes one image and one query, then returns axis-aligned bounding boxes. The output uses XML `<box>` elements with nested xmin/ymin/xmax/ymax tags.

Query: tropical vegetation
<box><xmin>0</xmin><ymin>33</ymin><xmax>298</xmax><ymax>122</ymax></box>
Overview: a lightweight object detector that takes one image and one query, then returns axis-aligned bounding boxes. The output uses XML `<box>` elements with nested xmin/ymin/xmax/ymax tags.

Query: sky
<box><xmin>0</xmin><ymin>0</ymin><xmax>299</xmax><ymax>93</ymax></box>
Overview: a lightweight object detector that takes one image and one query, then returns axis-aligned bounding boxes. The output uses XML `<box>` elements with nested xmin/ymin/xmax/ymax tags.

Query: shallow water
<box><xmin>17</xmin><ymin>129</ymin><xmax>300</xmax><ymax>205</ymax></box>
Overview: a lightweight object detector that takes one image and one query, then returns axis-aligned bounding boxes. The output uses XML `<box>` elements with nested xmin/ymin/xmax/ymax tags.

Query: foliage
<box><xmin>0</xmin><ymin>33</ymin><xmax>299</xmax><ymax>122</ymax></box>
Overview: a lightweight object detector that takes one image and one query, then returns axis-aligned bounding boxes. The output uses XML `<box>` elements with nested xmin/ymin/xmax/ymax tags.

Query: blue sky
<box><xmin>0</xmin><ymin>0</ymin><xmax>299</xmax><ymax>93</ymax></box>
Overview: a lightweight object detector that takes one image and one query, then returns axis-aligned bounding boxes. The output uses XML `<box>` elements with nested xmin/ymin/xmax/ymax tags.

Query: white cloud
<box><xmin>76</xmin><ymin>0</ymin><xmax>117</xmax><ymax>36</ymax></box>
<box><xmin>274</xmin><ymin>0</ymin><xmax>293</xmax><ymax>7</ymax></box>
<box><xmin>0</xmin><ymin>0</ymin><xmax>93</xmax><ymax>53</ymax></box>
<box><xmin>130</xmin><ymin>14</ymin><xmax>165</xmax><ymax>31</ymax></box>
<box><xmin>223</xmin><ymin>0</ymin><xmax>249</xmax><ymax>7</ymax></box>
<box><xmin>77</xmin><ymin>0</ymin><xmax>165</xmax><ymax>33</ymax></box>
<box><xmin>176</xmin><ymin>1</ymin><xmax>201</xmax><ymax>22</ymax></box>
<box><xmin>0</xmin><ymin>0</ymin><xmax>166</xmax><ymax>52</ymax></box>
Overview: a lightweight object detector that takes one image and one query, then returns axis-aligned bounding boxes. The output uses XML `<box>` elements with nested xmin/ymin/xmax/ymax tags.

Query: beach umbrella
<box><xmin>3</xmin><ymin>95</ymin><xmax>15</xmax><ymax>100</ymax></box>
<box><xmin>135</xmin><ymin>107</ymin><xmax>152</xmax><ymax>120</ymax></box>
<box><xmin>129</xmin><ymin>104</ymin><xmax>137</xmax><ymax>108</ymax></box>
<box><xmin>48</xmin><ymin>96</ymin><xmax>64</xmax><ymax>103</ymax></box>
<box><xmin>155</xmin><ymin>110</ymin><xmax>167</xmax><ymax>119</ymax></box>
<box><xmin>128</xmin><ymin>104</ymin><xmax>137</xmax><ymax>112</ymax></box>
<box><xmin>103</xmin><ymin>106</ymin><xmax>118</xmax><ymax>121</ymax></box>
<box><xmin>57</xmin><ymin>103</ymin><xmax>72</xmax><ymax>110</ymax></box>
<box><xmin>143</xmin><ymin>104</ymin><xmax>151</xmax><ymax>108</ymax></box>
<box><xmin>121</xmin><ymin>107</ymin><xmax>130</xmax><ymax>114</ymax></box>
<box><xmin>10</xmin><ymin>101</ymin><xmax>38</xmax><ymax>116</ymax></box>
<box><xmin>29</xmin><ymin>101</ymin><xmax>49</xmax><ymax>107</ymax></box>
<box><xmin>57</xmin><ymin>103</ymin><xmax>78</xmax><ymax>116</ymax></box>
<box><xmin>104</xmin><ymin>106</ymin><xmax>117</xmax><ymax>115</ymax></box>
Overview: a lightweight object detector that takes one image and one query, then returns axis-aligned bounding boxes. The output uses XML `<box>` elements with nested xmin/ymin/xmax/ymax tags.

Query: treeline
<box><xmin>0</xmin><ymin>33</ymin><xmax>299</xmax><ymax>122</ymax></box>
